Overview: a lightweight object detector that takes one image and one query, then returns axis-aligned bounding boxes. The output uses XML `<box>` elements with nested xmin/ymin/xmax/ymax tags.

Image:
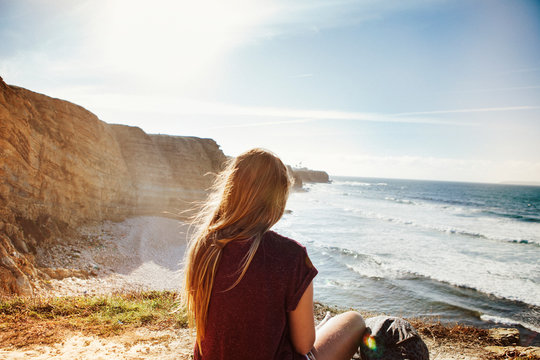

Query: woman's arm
<box><xmin>288</xmin><ymin>281</ymin><xmax>316</xmax><ymax>355</ymax></box>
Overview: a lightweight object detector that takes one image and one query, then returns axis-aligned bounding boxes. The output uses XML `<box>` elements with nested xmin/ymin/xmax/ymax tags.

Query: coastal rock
<box><xmin>485</xmin><ymin>345</ymin><xmax>540</xmax><ymax>358</ymax></box>
<box><xmin>0</xmin><ymin>77</ymin><xmax>226</xmax><ymax>295</ymax></box>
<box><xmin>39</xmin><ymin>267</ymin><xmax>90</xmax><ymax>280</ymax></box>
<box><xmin>292</xmin><ymin>167</ymin><xmax>330</xmax><ymax>184</ymax></box>
<box><xmin>488</xmin><ymin>328</ymin><xmax>520</xmax><ymax>346</ymax></box>
<box><xmin>287</xmin><ymin>166</ymin><xmax>303</xmax><ymax>189</ymax></box>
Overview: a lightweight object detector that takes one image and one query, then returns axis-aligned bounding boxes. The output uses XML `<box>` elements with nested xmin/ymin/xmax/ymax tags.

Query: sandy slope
<box><xmin>34</xmin><ymin>216</ymin><xmax>188</xmax><ymax>296</ymax></box>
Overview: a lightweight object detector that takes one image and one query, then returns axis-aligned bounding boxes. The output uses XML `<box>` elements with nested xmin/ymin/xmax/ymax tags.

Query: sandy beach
<box><xmin>33</xmin><ymin>216</ymin><xmax>188</xmax><ymax>297</ymax></box>
<box><xmin>1</xmin><ymin>216</ymin><xmax>537</xmax><ymax>359</ymax></box>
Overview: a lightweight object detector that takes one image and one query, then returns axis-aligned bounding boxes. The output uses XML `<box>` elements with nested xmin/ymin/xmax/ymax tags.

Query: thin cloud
<box><xmin>40</xmin><ymin>87</ymin><xmax>539</xmax><ymax>130</ymax></box>
<box><xmin>200</xmin><ymin>101</ymin><xmax>485</xmax><ymax>126</ymax></box>
<box><xmin>205</xmin><ymin>118</ymin><xmax>312</xmax><ymax>129</ymax></box>
<box><xmin>291</xmin><ymin>73</ymin><xmax>313</xmax><ymax>78</ymax></box>
<box><xmin>170</xmin><ymin>102</ymin><xmax>477</xmax><ymax>126</ymax></box>
<box><xmin>391</xmin><ymin>106</ymin><xmax>540</xmax><ymax>117</ymax></box>
<box><xmin>71</xmin><ymin>92</ymin><xmax>480</xmax><ymax>128</ymax></box>
<box><xmin>455</xmin><ymin>85</ymin><xmax>540</xmax><ymax>93</ymax></box>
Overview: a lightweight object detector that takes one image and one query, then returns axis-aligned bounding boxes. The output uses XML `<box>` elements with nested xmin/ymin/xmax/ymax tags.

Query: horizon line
<box><xmin>327</xmin><ymin>174</ymin><xmax>540</xmax><ymax>187</ymax></box>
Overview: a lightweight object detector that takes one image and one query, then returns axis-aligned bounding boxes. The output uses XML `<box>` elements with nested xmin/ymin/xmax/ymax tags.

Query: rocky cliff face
<box><xmin>0</xmin><ymin>77</ymin><xmax>226</xmax><ymax>295</ymax></box>
<box><xmin>110</xmin><ymin>125</ymin><xmax>224</xmax><ymax>214</ymax></box>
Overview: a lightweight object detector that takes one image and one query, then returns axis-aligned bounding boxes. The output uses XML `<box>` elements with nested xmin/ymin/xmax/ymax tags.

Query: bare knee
<box><xmin>341</xmin><ymin>311</ymin><xmax>366</xmax><ymax>336</ymax></box>
<box><xmin>327</xmin><ymin>311</ymin><xmax>366</xmax><ymax>342</ymax></box>
<box><xmin>313</xmin><ymin>311</ymin><xmax>366</xmax><ymax>360</ymax></box>
<box><xmin>342</xmin><ymin>310</ymin><xmax>364</xmax><ymax>323</ymax></box>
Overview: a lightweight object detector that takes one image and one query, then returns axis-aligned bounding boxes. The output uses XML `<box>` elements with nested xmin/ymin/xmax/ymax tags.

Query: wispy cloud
<box><xmin>505</xmin><ymin>67</ymin><xmax>540</xmax><ymax>74</ymax></box>
<box><xmin>80</xmin><ymin>93</ymin><xmax>478</xmax><ymax>127</ymax></box>
<box><xmin>455</xmin><ymin>85</ymin><xmax>540</xmax><ymax>93</ymax></box>
<box><xmin>391</xmin><ymin>106</ymin><xmax>540</xmax><ymax>117</ymax></box>
<box><xmin>206</xmin><ymin>119</ymin><xmax>312</xmax><ymax>129</ymax></box>
<box><xmin>65</xmin><ymin>90</ymin><xmax>540</xmax><ymax>131</ymax></box>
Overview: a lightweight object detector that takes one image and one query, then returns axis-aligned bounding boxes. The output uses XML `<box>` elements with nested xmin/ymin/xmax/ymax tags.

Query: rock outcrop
<box><xmin>110</xmin><ymin>125</ymin><xmax>225</xmax><ymax>214</ymax></box>
<box><xmin>487</xmin><ymin>328</ymin><xmax>520</xmax><ymax>346</ymax></box>
<box><xmin>0</xmin><ymin>77</ymin><xmax>226</xmax><ymax>295</ymax></box>
<box><xmin>292</xmin><ymin>167</ymin><xmax>330</xmax><ymax>184</ymax></box>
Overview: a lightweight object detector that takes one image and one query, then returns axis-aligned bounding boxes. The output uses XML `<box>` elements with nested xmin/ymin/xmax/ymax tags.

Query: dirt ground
<box><xmin>0</xmin><ymin>328</ymin><xmax>195</xmax><ymax>360</ymax></box>
<box><xmin>0</xmin><ymin>325</ymin><xmax>504</xmax><ymax>360</ymax></box>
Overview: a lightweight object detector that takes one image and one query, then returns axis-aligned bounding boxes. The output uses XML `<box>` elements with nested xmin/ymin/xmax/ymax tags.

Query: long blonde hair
<box><xmin>183</xmin><ymin>148</ymin><xmax>293</xmax><ymax>351</ymax></box>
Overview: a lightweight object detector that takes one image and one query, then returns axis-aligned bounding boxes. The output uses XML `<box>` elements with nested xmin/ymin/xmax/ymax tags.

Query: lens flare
<box><xmin>363</xmin><ymin>333</ymin><xmax>377</xmax><ymax>350</ymax></box>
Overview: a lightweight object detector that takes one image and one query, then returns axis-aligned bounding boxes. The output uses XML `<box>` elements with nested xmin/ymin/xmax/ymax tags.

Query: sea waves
<box><xmin>276</xmin><ymin>177</ymin><xmax>540</xmax><ymax>335</ymax></box>
<box><xmin>304</xmin><ymin>240</ymin><xmax>540</xmax><ymax>308</ymax></box>
<box><xmin>480</xmin><ymin>314</ymin><xmax>540</xmax><ymax>334</ymax></box>
<box><xmin>340</xmin><ymin>205</ymin><xmax>540</xmax><ymax>246</ymax></box>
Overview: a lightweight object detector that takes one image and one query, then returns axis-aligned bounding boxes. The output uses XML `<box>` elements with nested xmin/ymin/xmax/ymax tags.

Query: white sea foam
<box><xmin>339</xmin><ymin>200</ymin><xmax>540</xmax><ymax>246</ymax></box>
<box><xmin>309</xmin><ymin>237</ymin><xmax>540</xmax><ymax>307</ymax></box>
<box><xmin>481</xmin><ymin>314</ymin><xmax>540</xmax><ymax>333</ymax></box>
<box><xmin>333</xmin><ymin>181</ymin><xmax>373</xmax><ymax>187</ymax></box>
<box><xmin>384</xmin><ymin>196</ymin><xmax>416</xmax><ymax>205</ymax></box>
<box><xmin>418</xmin><ymin>270</ymin><xmax>540</xmax><ymax>307</ymax></box>
<box><xmin>345</xmin><ymin>263</ymin><xmax>413</xmax><ymax>281</ymax></box>
<box><xmin>333</xmin><ymin>180</ymin><xmax>387</xmax><ymax>187</ymax></box>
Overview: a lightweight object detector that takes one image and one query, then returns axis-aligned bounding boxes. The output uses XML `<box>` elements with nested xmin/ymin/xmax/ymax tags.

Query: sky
<box><xmin>1</xmin><ymin>0</ymin><xmax>540</xmax><ymax>183</ymax></box>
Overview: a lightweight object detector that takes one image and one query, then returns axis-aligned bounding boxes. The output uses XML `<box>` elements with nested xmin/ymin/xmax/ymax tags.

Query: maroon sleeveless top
<box><xmin>194</xmin><ymin>231</ymin><xmax>318</xmax><ymax>360</ymax></box>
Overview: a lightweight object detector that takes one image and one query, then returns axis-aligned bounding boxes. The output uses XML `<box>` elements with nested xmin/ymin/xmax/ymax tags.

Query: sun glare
<box><xmin>91</xmin><ymin>0</ymin><xmax>277</xmax><ymax>88</ymax></box>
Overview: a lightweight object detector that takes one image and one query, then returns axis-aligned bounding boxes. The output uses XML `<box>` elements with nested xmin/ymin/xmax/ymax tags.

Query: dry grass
<box><xmin>1</xmin><ymin>295</ymin><xmax>536</xmax><ymax>359</ymax></box>
<box><xmin>409</xmin><ymin>319</ymin><xmax>489</xmax><ymax>344</ymax></box>
<box><xmin>0</xmin><ymin>291</ymin><xmax>187</xmax><ymax>348</ymax></box>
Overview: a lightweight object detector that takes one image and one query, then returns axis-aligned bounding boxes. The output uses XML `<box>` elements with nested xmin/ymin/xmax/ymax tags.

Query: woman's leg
<box><xmin>311</xmin><ymin>311</ymin><xmax>366</xmax><ymax>360</ymax></box>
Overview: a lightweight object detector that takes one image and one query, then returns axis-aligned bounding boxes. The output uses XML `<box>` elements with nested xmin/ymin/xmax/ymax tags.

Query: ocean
<box><xmin>273</xmin><ymin>176</ymin><xmax>540</xmax><ymax>343</ymax></box>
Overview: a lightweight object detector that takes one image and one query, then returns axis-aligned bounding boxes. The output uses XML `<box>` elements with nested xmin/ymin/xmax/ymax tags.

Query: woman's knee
<box><xmin>342</xmin><ymin>311</ymin><xmax>366</xmax><ymax>332</ymax></box>
<box><xmin>316</xmin><ymin>311</ymin><xmax>366</xmax><ymax>342</ymax></box>
<box><xmin>313</xmin><ymin>312</ymin><xmax>366</xmax><ymax>360</ymax></box>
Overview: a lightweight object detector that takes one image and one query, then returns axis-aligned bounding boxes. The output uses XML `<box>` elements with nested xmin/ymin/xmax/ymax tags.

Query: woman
<box><xmin>183</xmin><ymin>148</ymin><xmax>365</xmax><ymax>360</ymax></box>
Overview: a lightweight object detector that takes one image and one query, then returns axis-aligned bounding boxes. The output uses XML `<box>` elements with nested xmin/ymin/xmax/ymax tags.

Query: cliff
<box><xmin>0</xmin><ymin>77</ymin><xmax>226</xmax><ymax>295</ymax></box>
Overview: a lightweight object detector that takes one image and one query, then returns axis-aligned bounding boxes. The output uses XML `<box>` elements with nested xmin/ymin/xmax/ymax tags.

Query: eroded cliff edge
<box><xmin>0</xmin><ymin>77</ymin><xmax>226</xmax><ymax>295</ymax></box>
